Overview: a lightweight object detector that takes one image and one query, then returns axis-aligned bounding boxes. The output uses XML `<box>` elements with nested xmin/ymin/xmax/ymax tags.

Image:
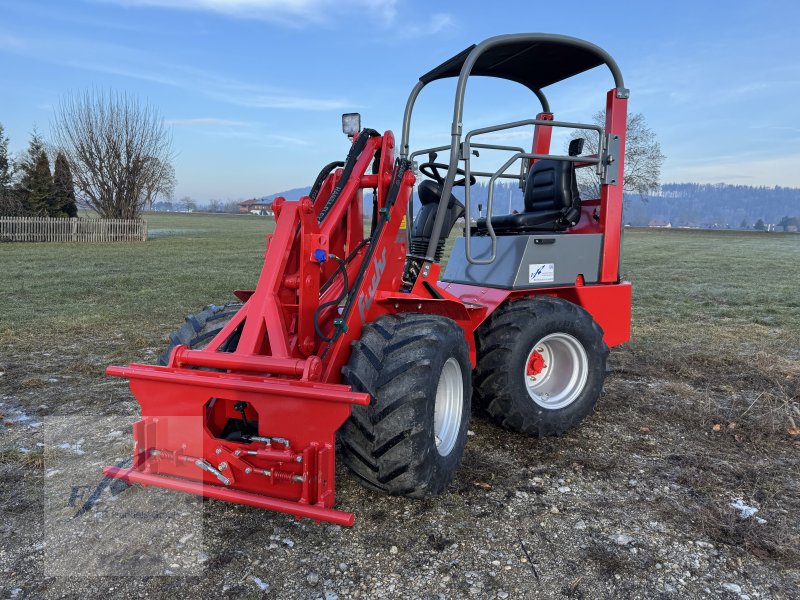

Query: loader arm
<box><xmin>106</xmin><ymin>130</ymin><xmax>419</xmax><ymax>525</ymax></box>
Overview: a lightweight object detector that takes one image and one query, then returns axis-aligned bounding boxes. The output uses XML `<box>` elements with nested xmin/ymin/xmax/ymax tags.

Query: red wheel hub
<box><xmin>526</xmin><ymin>349</ymin><xmax>546</xmax><ymax>377</ymax></box>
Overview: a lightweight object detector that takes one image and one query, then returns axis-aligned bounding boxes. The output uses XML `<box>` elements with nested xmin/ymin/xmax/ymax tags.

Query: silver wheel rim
<box><xmin>524</xmin><ymin>333</ymin><xmax>589</xmax><ymax>409</ymax></box>
<box><xmin>434</xmin><ymin>357</ymin><xmax>464</xmax><ymax>457</ymax></box>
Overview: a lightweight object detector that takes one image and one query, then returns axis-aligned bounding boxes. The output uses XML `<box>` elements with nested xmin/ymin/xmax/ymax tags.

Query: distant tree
<box><xmin>152</xmin><ymin>200</ymin><xmax>173</xmax><ymax>211</ymax></box>
<box><xmin>0</xmin><ymin>123</ymin><xmax>24</xmax><ymax>216</ymax></box>
<box><xmin>778</xmin><ymin>215</ymin><xmax>800</xmax><ymax>231</ymax></box>
<box><xmin>179</xmin><ymin>196</ymin><xmax>196</xmax><ymax>212</ymax></box>
<box><xmin>570</xmin><ymin>111</ymin><xmax>666</xmax><ymax>200</ymax></box>
<box><xmin>739</xmin><ymin>219</ymin><xmax>749</xmax><ymax>230</ymax></box>
<box><xmin>51</xmin><ymin>90</ymin><xmax>175</xmax><ymax>219</ymax></box>
<box><xmin>141</xmin><ymin>158</ymin><xmax>176</xmax><ymax>211</ymax></box>
<box><xmin>53</xmin><ymin>151</ymin><xmax>78</xmax><ymax>217</ymax></box>
<box><xmin>16</xmin><ymin>132</ymin><xmax>56</xmax><ymax>215</ymax></box>
<box><xmin>0</xmin><ymin>123</ymin><xmax>12</xmax><ymax>191</ymax></box>
<box><xmin>754</xmin><ymin>218</ymin><xmax>766</xmax><ymax>231</ymax></box>
<box><xmin>208</xmin><ymin>198</ymin><xmax>221</xmax><ymax>212</ymax></box>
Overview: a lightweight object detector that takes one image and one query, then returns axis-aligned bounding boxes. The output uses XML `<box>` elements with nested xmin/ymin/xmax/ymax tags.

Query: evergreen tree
<box><xmin>0</xmin><ymin>123</ymin><xmax>11</xmax><ymax>191</ymax></box>
<box><xmin>53</xmin><ymin>151</ymin><xmax>78</xmax><ymax>217</ymax></box>
<box><xmin>0</xmin><ymin>123</ymin><xmax>24</xmax><ymax>215</ymax></box>
<box><xmin>754</xmin><ymin>218</ymin><xmax>766</xmax><ymax>231</ymax></box>
<box><xmin>17</xmin><ymin>132</ymin><xmax>55</xmax><ymax>215</ymax></box>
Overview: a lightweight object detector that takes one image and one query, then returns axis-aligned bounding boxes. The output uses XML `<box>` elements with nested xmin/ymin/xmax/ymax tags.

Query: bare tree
<box><xmin>179</xmin><ymin>196</ymin><xmax>196</xmax><ymax>212</ymax></box>
<box><xmin>569</xmin><ymin>111</ymin><xmax>665</xmax><ymax>200</ymax></box>
<box><xmin>207</xmin><ymin>198</ymin><xmax>221</xmax><ymax>213</ymax></box>
<box><xmin>51</xmin><ymin>90</ymin><xmax>175</xmax><ymax>219</ymax></box>
<box><xmin>142</xmin><ymin>158</ymin><xmax>176</xmax><ymax>211</ymax></box>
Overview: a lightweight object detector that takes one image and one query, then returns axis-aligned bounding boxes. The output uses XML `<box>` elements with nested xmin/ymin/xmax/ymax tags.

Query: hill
<box><xmin>259</xmin><ymin>181</ymin><xmax>800</xmax><ymax>230</ymax></box>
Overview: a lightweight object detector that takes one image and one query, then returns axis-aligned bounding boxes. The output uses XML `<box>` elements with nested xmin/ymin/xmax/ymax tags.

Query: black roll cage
<box><xmin>398</xmin><ymin>33</ymin><xmax>627</xmax><ymax>265</ymax></box>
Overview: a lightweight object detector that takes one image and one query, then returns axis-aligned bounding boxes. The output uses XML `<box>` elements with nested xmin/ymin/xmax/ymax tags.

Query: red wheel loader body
<box><xmin>105</xmin><ymin>33</ymin><xmax>631</xmax><ymax>526</ymax></box>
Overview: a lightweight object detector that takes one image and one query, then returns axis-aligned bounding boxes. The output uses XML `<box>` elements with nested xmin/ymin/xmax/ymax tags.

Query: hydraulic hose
<box><xmin>313</xmin><ymin>255</ymin><xmax>349</xmax><ymax>343</ymax></box>
<box><xmin>309</xmin><ymin>161</ymin><xmax>344</xmax><ymax>201</ymax></box>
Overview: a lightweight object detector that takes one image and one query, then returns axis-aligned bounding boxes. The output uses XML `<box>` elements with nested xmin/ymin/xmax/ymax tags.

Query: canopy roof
<box><xmin>418</xmin><ymin>35</ymin><xmax>623</xmax><ymax>92</ymax></box>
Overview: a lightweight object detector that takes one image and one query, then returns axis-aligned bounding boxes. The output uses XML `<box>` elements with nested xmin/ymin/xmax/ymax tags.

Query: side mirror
<box><xmin>568</xmin><ymin>137</ymin><xmax>585</xmax><ymax>157</ymax></box>
<box><xmin>342</xmin><ymin>113</ymin><xmax>361</xmax><ymax>139</ymax></box>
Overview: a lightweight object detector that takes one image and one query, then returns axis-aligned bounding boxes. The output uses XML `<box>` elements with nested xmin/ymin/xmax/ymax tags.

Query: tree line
<box><xmin>0</xmin><ymin>125</ymin><xmax>78</xmax><ymax>218</ymax></box>
<box><xmin>622</xmin><ymin>182</ymin><xmax>799</xmax><ymax>228</ymax></box>
<box><xmin>1</xmin><ymin>90</ymin><xmax>175</xmax><ymax>220</ymax></box>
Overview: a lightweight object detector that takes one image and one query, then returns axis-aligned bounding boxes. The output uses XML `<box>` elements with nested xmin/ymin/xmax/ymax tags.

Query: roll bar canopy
<box><xmin>419</xmin><ymin>34</ymin><xmax>625</xmax><ymax>94</ymax></box>
<box><xmin>399</xmin><ymin>33</ymin><xmax>628</xmax><ymax>263</ymax></box>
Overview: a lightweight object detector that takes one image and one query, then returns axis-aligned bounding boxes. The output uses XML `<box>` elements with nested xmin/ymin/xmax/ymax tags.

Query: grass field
<box><xmin>1</xmin><ymin>213</ymin><xmax>798</xmax><ymax>598</ymax></box>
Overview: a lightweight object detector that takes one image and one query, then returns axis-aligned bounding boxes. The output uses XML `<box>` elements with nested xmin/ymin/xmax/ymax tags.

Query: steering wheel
<box><xmin>419</xmin><ymin>161</ymin><xmax>476</xmax><ymax>187</ymax></box>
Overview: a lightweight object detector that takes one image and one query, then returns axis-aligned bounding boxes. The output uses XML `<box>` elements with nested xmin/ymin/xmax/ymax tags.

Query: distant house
<box><xmin>239</xmin><ymin>199</ymin><xmax>273</xmax><ymax>216</ymax></box>
<box><xmin>648</xmin><ymin>219</ymin><xmax>672</xmax><ymax>228</ymax></box>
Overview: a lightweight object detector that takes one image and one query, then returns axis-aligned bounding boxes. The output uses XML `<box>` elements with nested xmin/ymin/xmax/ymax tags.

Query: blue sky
<box><xmin>1</xmin><ymin>0</ymin><xmax>799</xmax><ymax>201</ymax></box>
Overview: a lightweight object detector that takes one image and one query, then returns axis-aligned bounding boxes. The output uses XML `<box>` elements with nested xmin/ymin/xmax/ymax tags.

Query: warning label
<box><xmin>529</xmin><ymin>263</ymin><xmax>555</xmax><ymax>283</ymax></box>
<box><xmin>399</xmin><ymin>215</ymin><xmax>407</xmax><ymax>230</ymax></box>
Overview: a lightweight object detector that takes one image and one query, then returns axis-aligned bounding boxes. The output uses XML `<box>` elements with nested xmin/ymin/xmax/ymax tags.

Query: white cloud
<box><xmin>165</xmin><ymin>117</ymin><xmax>248</xmax><ymax>126</ymax></box>
<box><xmin>96</xmin><ymin>0</ymin><xmax>399</xmax><ymax>26</ymax></box>
<box><xmin>0</xmin><ymin>31</ymin><xmax>354</xmax><ymax>112</ymax></box>
<box><xmin>212</xmin><ymin>91</ymin><xmax>353</xmax><ymax>111</ymax></box>
<box><xmin>398</xmin><ymin>12</ymin><xmax>453</xmax><ymax>38</ymax></box>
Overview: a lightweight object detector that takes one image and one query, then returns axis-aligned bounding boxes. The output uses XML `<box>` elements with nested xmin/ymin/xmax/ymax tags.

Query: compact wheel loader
<box><xmin>106</xmin><ymin>33</ymin><xmax>632</xmax><ymax>526</ymax></box>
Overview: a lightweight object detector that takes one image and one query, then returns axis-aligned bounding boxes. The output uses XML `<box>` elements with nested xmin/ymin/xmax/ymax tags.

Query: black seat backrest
<box><xmin>523</xmin><ymin>159</ymin><xmax>581</xmax><ymax>227</ymax></box>
<box><xmin>410</xmin><ymin>180</ymin><xmax>465</xmax><ymax>260</ymax></box>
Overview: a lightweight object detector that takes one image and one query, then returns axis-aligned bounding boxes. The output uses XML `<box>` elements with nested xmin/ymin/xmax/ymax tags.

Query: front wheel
<box><xmin>340</xmin><ymin>313</ymin><xmax>472</xmax><ymax>497</ymax></box>
<box><xmin>157</xmin><ymin>302</ymin><xmax>242</xmax><ymax>366</ymax></box>
<box><xmin>474</xmin><ymin>296</ymin><xmax>608</xmax><ymax>436</ymax></box>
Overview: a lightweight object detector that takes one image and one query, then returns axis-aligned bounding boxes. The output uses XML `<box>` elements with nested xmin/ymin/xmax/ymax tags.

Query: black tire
<box><xmin>157</xmin><ymin>302</ymin><xmax>243</xmax><ymax>366</ymax></box>
<box><xmin>340</xmin><ymin>313</ymin><xmax>472</xmax><ymax>497</ymax></box>
<box><xmin>473</xmin><ymin>296</ymin><xmax>609</xmax><ymax>436</ymax></box>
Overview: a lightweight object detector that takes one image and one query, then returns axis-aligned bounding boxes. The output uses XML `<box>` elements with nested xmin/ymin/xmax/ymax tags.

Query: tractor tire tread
<box><xmin>157</xmin><ymin>302</ymin><xmax>243</xmax><ymax>366</ymax></box>
<box><xmin>474</xmin><ymin>296</ymin><xmax>608</xmax><ymax>437</ymax></box>
<box><xmin>340</xmin><ymin>313</ymin><xmax>471</xmax><ymax>497</ymax></box>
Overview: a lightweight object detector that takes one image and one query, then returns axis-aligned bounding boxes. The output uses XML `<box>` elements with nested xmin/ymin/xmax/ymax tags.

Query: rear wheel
<box><xmin>474</xmin><ymin>296</ymin><xmax>608</xmax><ymax>436</ymax></box>
<box><xmin>340</xmin><ymin>313</ymin><xmax>472</xmax><ymax>497</ymax></box>
<box><xmin>157</xmin><ymin>302</ymin><xmax>242</xmax><ymax>366</ymax></box>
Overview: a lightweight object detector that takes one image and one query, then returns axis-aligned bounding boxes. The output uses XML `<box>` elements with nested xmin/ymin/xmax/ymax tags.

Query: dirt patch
<box><xmin>1</xmin><ymin>334</ymin><xmax>798</xmax><ymax>599</ymax></box>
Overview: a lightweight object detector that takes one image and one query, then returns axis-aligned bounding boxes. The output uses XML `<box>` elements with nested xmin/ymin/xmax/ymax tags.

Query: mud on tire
<box><xmin>340</xmin><ymin>313</ymin><xmax>472</xmax><ymax>497</ymax></box>
<box><xmin>473</xmin><ymin>296</ymin><xmax>608</xmax><ymax>436</ymax></box>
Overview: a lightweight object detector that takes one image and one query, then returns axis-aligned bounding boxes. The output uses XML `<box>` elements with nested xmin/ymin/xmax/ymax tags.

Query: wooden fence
<box><xmin>0</xmin><ymin>217</ymin><xmax>147</xmax><ymax>243</ymax></box>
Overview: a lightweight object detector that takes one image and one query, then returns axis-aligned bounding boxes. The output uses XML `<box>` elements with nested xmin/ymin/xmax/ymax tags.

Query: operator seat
<box><xmin>475</xmin><ymin>158</ymin><xmax>581</xmax><ymax>234</ymax></box>
<box><xmin>409</xmin><ymin>180</ymin><xmax>465</xmax><ymax>260</ymax></box>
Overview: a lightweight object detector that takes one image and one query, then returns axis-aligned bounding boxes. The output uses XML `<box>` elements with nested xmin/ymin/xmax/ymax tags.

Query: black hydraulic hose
<box><xmin>313</xmin><ymin>255</ymin><xmax>349</xmax><ymax>343</ymax></box>
<box><xmin>317</xmin><ymin>159</ymin><xmax>409</xmax><ymax>360</ymax></box>
<box><xmin>319</xmin><ymin>238</ymin><xmax>370</xmax><ymax>295</ymax></box>
<box><xmin>317</xmin><ymin>129</ymin><xmax>380</xmax><ymax>223</ymax></box>
<box><xmin>334</xmin><ymin>158</ymin><xmax>410</xmax><ymax>328</ymax></box>
<box><xmin>309</xmin><ymin>161</ymin><xmax>344</xmax><ymax>201</ymax></box>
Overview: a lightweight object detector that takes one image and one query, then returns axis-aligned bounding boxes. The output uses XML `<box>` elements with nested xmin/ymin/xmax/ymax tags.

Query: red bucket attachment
<box><xmin>105</xmin><ymin>362</ymin><xmax>369</xmax><ymax>526</ymax></box>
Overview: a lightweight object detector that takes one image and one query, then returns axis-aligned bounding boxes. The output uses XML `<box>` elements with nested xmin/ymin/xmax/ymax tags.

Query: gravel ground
<box><xmin>1</xmin><ymin>337</ymin><xmax>798</xmax><ymax>599</ymax></box>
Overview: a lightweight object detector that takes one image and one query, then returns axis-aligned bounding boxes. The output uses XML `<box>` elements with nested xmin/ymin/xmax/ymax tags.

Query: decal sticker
<box><xmin>358</xmin><ymin>247</ymin><xmax>387</xmax><ymax>322</ymax></box>
<box><xmin>529</xmin><ymin>263</ymin><xmax>555</xmax><ymax>283</ymax></box>
<box><xmin>398</xmin><ymin>215</ymin><xmax>407</xmax><ymax>230</ymax></box>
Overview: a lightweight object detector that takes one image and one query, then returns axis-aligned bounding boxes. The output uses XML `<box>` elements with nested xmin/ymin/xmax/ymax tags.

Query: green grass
<box><xmin>2</xmin><ymin>215</ymin><xmax>798</xmax><ymax>353</ymax></box>
<box><xmin>1</xmin><ymin>213</ymin><xmax>798</xmax><ymax>567</ymax></box>
<box><xmin>0</xmin><ymin>214</ymin><xmax>797</xmax><ymax>371</ymax></box>
<box><xmin>0</xmin><ymin>213</ymin><xmax>275</xmax><ymax>346</ymax></box>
